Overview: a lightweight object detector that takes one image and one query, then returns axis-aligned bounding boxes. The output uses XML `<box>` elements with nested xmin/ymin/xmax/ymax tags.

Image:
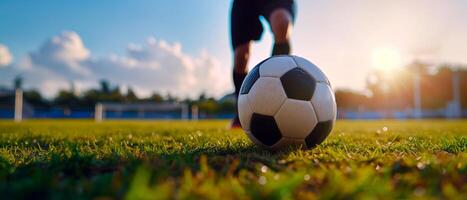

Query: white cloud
<box><xmin>29</xmin><ymin>31</ymin><xmax>91</xmax><ymax>77</ymax></box>
<box><xmin>0</xmin><ymin>31</ymin><xmax>230</xmax><ymax>98</ymax></box>
<box><xmin>87</xmin><ymin>37</ymin><xmax>230</xmax><ymax>98</ymax></box>
<box><xmin>0</xmin><ymin>44</ymin><xmax>13</xmax><ymax>67</ymax></box>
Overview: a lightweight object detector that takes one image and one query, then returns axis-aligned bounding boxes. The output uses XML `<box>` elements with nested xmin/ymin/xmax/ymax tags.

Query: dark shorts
<box><xmin>230</xmin><ymin>0</ymin><xmax>296</xmax><ymax>49</ymax></box>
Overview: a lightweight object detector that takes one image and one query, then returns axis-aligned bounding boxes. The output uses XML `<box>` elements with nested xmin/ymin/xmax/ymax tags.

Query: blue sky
<box><xmin>0</xmin><ymin>0</ymin><xmax>230</xmax><ymax>58</ymax></box>
<box><xmin>1</xmin><ymin>0</ymin><xmax>467</xmax><ymax>98</ymax></box>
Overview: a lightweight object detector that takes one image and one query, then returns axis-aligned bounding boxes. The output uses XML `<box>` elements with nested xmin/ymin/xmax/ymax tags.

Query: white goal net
<box><xmin>94</xmin><ymin>102</ymin><xmax>191</xmax><ymax>121</ymax></box>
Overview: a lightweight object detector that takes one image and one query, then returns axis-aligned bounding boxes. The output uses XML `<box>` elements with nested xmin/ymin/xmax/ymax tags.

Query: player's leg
<box><xmin>261</xmin><ymin>0</ymin><xmax>296</xmax><ymax>55</ymax></box>
<box><xmin>230</xmin><ymin>42</ymin><xmax>251</xmax><ymax>128</ymax></box>
<box><xmin>233</xmin><ymin>42</ymin><xmax>251</xmax><ymax>95</ymax></box>
<box><xmin>269</xmin><ymin>8</ymin><xmax>293</xmax><ymax>55</ymax></box>
<box><xmin>230</xmin><ymin>0</ymin><xmax>263</xmax><ymax>128</ymax></box>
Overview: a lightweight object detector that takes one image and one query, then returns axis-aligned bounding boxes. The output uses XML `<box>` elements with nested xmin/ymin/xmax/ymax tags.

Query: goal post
<box><xmin>95</xmin><ymin>103</ymin><xmax>103</xmax><ymax>122</ymax></box>
<box><xmin>191</xmin><ymin>105</ymin><xmax>199</xmax><ymax>121</ymax></box>
<box><xmin>14</xmin><ymin>89</ymin><xmax>23</xmax><ymax>122</ymax></box>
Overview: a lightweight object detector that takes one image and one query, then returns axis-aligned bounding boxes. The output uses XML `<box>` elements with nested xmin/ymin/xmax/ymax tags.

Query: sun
<box><xmin>371</xmin><ymin>47</ymin><xmax>402</xmax><ymax>72</ymax></box>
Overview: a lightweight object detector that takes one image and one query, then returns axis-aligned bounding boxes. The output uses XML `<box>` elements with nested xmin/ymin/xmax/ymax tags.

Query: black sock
<box><xmin>233</xmin><ymin>71</ymin><xmax>247</xmax><ymax>98</ymax></box>
<box><xmin>272</xmin><ymin>42</ymin><xmax>291</xmax><ymax>56</ymax></box>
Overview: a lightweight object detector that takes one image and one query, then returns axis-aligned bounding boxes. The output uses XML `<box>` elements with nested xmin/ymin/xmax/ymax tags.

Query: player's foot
<box><xmin>230</xmin><ymin>116</ymin><xmax>242</xmax><ymax>129</ymax></box>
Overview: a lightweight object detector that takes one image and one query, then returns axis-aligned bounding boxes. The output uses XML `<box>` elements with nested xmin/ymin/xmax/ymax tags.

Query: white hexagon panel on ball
<box><xmin>311</xmin><ymin>83</ymin><xmax>337</xmax><ymax>122</ymax></box>
<box><xmin>259</xmin><ymin>56</ymin><xmax>297</xmax><ymax>78</ymax></box>
<box><xmin>247</xmin><ymin>77</ymin><xmax>287</xmax><ymax>116</ymax></box>
<box><xmin>274</xmin><ymin>99</ymin><xmax>318</xmax><ymax>139</ymax></box>
<box><xmin>237</xmin><ymin>94</ymin><xmax>253</xmax><ymax>131</ymax></box>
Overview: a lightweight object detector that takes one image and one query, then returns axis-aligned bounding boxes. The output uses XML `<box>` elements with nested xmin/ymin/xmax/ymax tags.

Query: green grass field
<box><xmin>0</xmin><ymin>120</ymin><xmax>465</xmax><ymax>199</ymax></box>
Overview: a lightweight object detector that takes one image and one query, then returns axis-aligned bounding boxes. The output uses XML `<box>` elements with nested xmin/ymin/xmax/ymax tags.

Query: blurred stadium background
<box><xmin>1</xmin><ymin>61</ymin><xmax>466</xmax><ymax>120</ymax></box>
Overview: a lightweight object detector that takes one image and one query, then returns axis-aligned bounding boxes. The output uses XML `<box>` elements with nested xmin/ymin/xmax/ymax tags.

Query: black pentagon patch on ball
<box><xmin>240</xmin><ymin>66</ymin><xmax>260</xmax><ymax>95</ymax></box>
<box><xmin>305</xmin><ymin>120</ymin><xmax>333</xmax><ymax>149</ymax></box>
<box><xmin>240</xmin><ymin>57</ymin><xmax>271</xmax><ymax>95</ymax></box>
<box><xmin>250</xmin><ymin>113</ymin><xmax>282</xmax><ymax>146</ymax></box>
<box><xmin>280</xmin><ymin>68</ymin><xmax>316</xmax><ymax>100</ymax></box>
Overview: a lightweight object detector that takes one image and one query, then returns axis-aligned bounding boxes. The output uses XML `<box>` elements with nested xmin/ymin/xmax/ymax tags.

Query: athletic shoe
<box><xmin>230</xmin><ymin>115</ymin><xmax>242</xmax><ymax>129</ymax></box>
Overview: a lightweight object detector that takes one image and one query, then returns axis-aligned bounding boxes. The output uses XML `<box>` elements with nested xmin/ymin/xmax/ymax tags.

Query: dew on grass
<box><xmin>261</xmin><ymin>165</ymin><xmax>268</xmax><ymax>173</ymax></box>
<box><xmin>416</xmin><ymin>162</ymin><xmax>425</xmax><ymax>170</ymax></box>
<box><xmin>196</xmin><ymin>130</ymin><xmax>203</xmax><ymax>136</ymax></box>
<box><xmin>375</xmin><ymin>140</ymin><xmax>381</xmax><ymax>146</ymax></box>
<box><xmin>376</xmin><ymin>165</ymin><xmax>381</xmax><ymax>171</ymax></box>
<box><xmin>313</xmin><ymin>159</ymin><xmax>320</xmax><ymax>164</ymax></box>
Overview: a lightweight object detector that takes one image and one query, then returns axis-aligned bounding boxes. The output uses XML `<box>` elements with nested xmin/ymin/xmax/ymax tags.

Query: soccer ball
<box><xmin>238</xmin><ymin>55</ymin><xmax>336</xmax><ymax>150</ymax></box>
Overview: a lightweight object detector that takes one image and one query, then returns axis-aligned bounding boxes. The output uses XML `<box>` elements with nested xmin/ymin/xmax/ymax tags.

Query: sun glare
<box><xmin>371</xmin><ymin>47</ymin><xmax>402</xmax><ymax>72</ymax></box>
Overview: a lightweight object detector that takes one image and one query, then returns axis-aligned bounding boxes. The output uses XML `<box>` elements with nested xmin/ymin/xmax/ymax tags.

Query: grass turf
<box><xmin>0</xmin><ymin>120</ymin><xmax>465</xmax><ymax>199</ymax></box>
